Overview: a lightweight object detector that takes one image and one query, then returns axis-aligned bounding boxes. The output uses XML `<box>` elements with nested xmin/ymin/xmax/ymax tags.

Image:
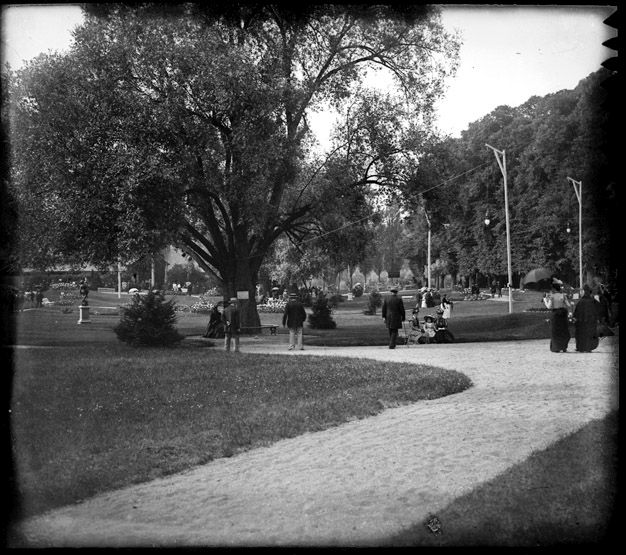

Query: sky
<box><xmin>1</xmin><ymin>3</ymin><xmax>617</xmax><ymax>138</ymax></box>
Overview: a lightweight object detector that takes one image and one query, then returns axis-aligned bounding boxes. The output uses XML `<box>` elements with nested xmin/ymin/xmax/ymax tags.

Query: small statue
<box><xmin>79</xmin><ymin>281</ymin><xmax>90</xmax><ymax>306</ymax></box>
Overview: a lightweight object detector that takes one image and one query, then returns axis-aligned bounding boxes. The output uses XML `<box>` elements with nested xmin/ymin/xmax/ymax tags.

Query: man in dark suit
<box><xmin>382</xmin><ymin>287</ymin><xmax>406</xmax><ymax>349</ymax></box>
<box><xmin>282</xmin><ymin>292</ymin><xmax>307</xmax><ymax>350</ymax></box>
<box><xmin>222</xmin><ymin>297</ymin><xmax>241</xmax><ymax>352</ymax></box>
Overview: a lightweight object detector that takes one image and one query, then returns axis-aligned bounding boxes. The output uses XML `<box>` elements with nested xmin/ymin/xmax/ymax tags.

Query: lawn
<box><xmin>11</xmin><ymin>287</ymin><xmax>554</xmax><ymax>347</ymax></box>
<box><xmin>9</xmin><ymin>307</ymin><xmax>471</xmax><ymax>520</ymax></box>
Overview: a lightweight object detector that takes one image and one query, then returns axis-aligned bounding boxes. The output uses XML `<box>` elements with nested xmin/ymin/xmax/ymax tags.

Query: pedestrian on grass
<box><xmin>382</xmin><ymin>287</ymin><xmax>405</xmax><ymax>349</ymax></box>
<box><xmin>573</xmin><ymin>284</ymin><xmax>600</xmax><ymax>353</ymax></box>
<box><xmin>282</xmin><ymin>292</ymin><xmax>307</xmax><ymax>350</ymax></box>
<box><xmin>222</xmin><ymin>297</ymin><xmax>241</xmax><ymax>352</ymax></box>
<box><xmin>543</xmin><ymin>278</ymin><xmax>572</xmax><ymax>353</ymax></box>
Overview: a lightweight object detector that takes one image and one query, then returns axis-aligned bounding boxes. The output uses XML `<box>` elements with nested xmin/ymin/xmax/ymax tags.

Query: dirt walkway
<box><xmin>15</xmin><ymin>336</ymin><xmax>619</xmax><ymax>547</ymax></box>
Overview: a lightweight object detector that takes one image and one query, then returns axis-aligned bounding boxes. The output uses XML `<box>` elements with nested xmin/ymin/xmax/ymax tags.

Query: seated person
<box><xmin>434</xmin><ymin>308</ymin><xmax>455</xmax><ymax>343</ymax></box>
<box><xmin>419</xmin><ymin>314</ymin><xmax>437</xmax><ymax>344</ymax></box>
<box><xmin>204</xmin><ymin>303</ymin><xmax>225</xmax><ymax>338</ymax></box>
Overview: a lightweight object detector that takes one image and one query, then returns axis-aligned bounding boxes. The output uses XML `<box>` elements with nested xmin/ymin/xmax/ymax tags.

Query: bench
<box><xmin>240</xmin><ymin>325</ymin><xmax>278</xmax><ymax>336</ymax></box>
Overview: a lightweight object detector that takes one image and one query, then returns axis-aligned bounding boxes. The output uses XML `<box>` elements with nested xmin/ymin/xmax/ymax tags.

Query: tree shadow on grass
<box><xmin>383</xmin><ymin>411</ymin><xmax>619</xmax><ymax>547</ymax></box>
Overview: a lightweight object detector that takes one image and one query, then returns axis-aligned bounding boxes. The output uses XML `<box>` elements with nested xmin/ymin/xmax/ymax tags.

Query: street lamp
<box><xmin>424</xmin><ymin>207</ymin><xmax>431</xmax><ymax>288</ymax></box>
<box><xmin>485</xmin><ymin>144</ymin><xmax>513</xmax><ymax>314</ymax></box>
<box><xmin>567</xmin><ymin>177</ymin><xmax>583</xmax><ymax>293</ymax></box>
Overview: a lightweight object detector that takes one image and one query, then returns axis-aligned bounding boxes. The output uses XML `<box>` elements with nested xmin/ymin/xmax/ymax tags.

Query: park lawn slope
<box><xmin>10</xmin><ymin>345</ymin><xmax>471</xmax><ymax>519</ymax></box>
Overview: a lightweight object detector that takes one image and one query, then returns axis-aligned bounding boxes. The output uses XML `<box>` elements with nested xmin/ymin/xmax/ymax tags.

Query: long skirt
<box><xmin>550</xmin><ymin>308</ymin><xmax>570</xmax><ymax>352</ymax></box>
<box><xmin>575</xmin><ymin>320</ymin><xmax>599</xmax><ymax>352</ymax></box>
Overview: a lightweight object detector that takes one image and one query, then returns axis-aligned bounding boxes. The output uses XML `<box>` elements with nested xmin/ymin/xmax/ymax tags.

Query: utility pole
<box><xmin>486</xmin><ymin>144</ymin><xmax>513</xmax><ymax>314</ymax></box>
<box><xmin>567</xmin><ymin>177</ymin><xmax>583</xmax><ymax>293</ymax></box>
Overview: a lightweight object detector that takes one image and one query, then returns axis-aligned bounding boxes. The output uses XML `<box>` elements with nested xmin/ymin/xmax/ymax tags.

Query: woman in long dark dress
<box><xmin>574</xmin><ymin>284</ymin><xmax>600</xmax><ymax>352</ymax></box>
<box><xmin>203</xmin><ymin>304</ymin><xmax>225</xmax><ymax>338</ymax></box>
<box><xmin>543</xmin><ymin>279</ymin><xmax>572</xmax><ymax>353</ymax></box>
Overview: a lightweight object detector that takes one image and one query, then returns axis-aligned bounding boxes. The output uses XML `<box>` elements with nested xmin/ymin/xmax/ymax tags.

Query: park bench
<box><xmin>240</xmin><ymin>325</ymin><xmax>278</xmax><ymax>336</ymax></box>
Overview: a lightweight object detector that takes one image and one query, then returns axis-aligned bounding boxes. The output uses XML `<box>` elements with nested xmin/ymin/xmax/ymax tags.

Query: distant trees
<box><xmin>395</xmin><ymin>69</ymin><xmax>617</xmax><ymax>287</ymax></box>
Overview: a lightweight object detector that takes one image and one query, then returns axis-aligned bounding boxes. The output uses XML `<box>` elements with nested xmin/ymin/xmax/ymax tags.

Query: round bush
<box><xmin>114</xmin><ymin>291</ymin><xmax>184</xmax><ymax>347</ymax></box>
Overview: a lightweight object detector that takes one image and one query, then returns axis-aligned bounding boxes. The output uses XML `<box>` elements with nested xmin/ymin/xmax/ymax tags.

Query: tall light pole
<box><xmin>424</xmin><ymin>207</ymin><xmax>431</xmax><ymax>289</ymax></box>
<box><xmin>117</xmin><ymin>257</ymin><xmax>122</xmax><ymax>299</ymax></box>
<box><xmin>486</xmin><ymin>144</ymin><xmax>513</xmax><ymax>314</ymax></box>
<box><xmin>567</xmin><ymin>177</ymin><xmax>583</xmax><ymax>293</ymax></box>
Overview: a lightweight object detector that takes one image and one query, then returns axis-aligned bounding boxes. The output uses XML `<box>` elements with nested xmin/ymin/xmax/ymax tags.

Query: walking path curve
<box><xmin>16</xmin><ymin>336</ymin><xmax>619</xmax><ymax>547</ymax></box>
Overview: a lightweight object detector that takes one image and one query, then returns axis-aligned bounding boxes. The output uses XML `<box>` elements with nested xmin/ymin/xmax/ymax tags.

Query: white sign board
<box><xmin>237</xmin><ymin>290</ymin><xmax>249</xmax><ymax>300</ymax></box>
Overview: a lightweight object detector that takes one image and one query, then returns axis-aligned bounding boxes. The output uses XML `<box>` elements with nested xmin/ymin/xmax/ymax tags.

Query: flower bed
<box><xmin>257</xmin><ymin>299</ymin><xmax>287</xmax><ymax>313</ymax></box>
<box><xmin>189</xmin><ymin>295</ymin><xmax>215</xmax><ymax>314</ymax></box>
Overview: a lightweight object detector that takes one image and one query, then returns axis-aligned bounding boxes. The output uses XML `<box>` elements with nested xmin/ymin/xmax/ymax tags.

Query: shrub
<box><xmin>328</xmin><ymin>294</ymin><xmax>344</xmax><ymax>308</ymax></box>
<box><xmin>114</xmin><ymin>291</ymin><xmax>184</xmax><ymax>347</ymax></box>
<box><xmin>352</xmin><ymin>283</ymin><xmax>364</xmax><ymax>298</ymax></box>
<box><xmin>308</xmin><ymin>293</ymin><xmax>337</xmax><ymax>329</ymax></box>
<box><xmin>366</xmin><ymin>290</ymin><xmax>383</xmax><ymax>315</ymax></box>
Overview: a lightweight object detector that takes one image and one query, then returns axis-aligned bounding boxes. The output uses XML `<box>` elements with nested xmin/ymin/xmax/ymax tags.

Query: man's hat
<box><xmin>390</xmin><ymin>287</ymin><xmax>398</xmax><ymax>293</ymax></box>
<box><xmin>424</xmin><ymin>314</ymin><xmax>434</xmax><ymax>321</ymax></box>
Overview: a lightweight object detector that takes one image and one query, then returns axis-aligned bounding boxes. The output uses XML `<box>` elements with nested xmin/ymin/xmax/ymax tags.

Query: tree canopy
<box><xmin>396</xmin><ymin>68</ymin><xmax>617</xmax><ymax>288</ymax></box>
<box><xmin>6</xmin><ymin>3</ymin><xmax>459</xmax><ymax>324</ymax></box>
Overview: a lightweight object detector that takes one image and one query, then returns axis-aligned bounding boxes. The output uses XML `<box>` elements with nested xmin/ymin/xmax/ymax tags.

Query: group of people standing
<box><xmin>13</xmin><ymin>288</ymin><xmax>44</xmax><ymax>311</ymax></box>
<box><xmin>203</xmin><ymin>292</ymin><xmax>308</xmax><ymax>353</ymax></box>
<box><xmin>544</xmin><ymin>279</ymin><xmax>613</xmax><ymax>353</ymax></box>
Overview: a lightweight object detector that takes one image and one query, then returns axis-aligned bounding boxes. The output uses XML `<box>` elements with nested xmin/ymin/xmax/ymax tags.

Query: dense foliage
<box><xmin>394</xmin><ymin>69</ymin><xmax>618</xmax><ymax>287</ymax></box>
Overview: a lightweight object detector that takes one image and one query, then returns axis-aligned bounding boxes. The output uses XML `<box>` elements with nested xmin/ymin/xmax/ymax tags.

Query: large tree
<box><xmin>7</xmin><ymin>3</ymin><xmax>459</xmax><ymax>324</ymax></box>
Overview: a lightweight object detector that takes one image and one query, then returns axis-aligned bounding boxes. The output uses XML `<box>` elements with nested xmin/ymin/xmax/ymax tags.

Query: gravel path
<box><xmin>15</xmin><ymin>336</ymin><xmax>618</xmax><ymax>547</ymax></box>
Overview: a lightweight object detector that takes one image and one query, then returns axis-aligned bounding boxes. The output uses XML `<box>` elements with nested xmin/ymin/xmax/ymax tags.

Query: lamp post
<box><xmin>117</xmin><ymin>257</ymin><xmax>122</xmax><ymax>299</ymax></box>
<box><xmin>424</xmin><ymin>207</ymin><xmax>431</xmax><ymax>289</ymax></box>
<box><xmin>567</xmin><ymin>177</ymin><xmax>583</xmax><ymax>293</ymax></box>
<box><xmin>485</xmin><ymin>144</ymin><xmax>513</xmax><ymax>314</ymax></box>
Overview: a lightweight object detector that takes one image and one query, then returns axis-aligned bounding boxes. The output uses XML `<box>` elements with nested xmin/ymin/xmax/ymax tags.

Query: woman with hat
<box><xmin>543</xmin><ymin>278</ymin><xmax>572</xmax><ymax>353</ymax></box>
<box><xmin>419</xmin><ymin>314</ymin><xmax>437</xmax><ymax>344</ymax></box>
<box><xmin>434</xmin><ymin>308</ymin><xmax>454</xmax><ymax>343</ymax></box>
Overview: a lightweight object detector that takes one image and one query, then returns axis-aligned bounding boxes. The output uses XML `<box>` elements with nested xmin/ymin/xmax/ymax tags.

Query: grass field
<box><xmin>10</xmin><ymin>287</ymin><xmax>554</xmax><ymax>347</ymax></box>
<box><xmin>6</xmin><ymin>287</ymin><xmax>618</xmax><ymax>546</ymax></box>
<box><xmin>9</xmin><ymin>305</ymin><xmax>472</xmax><ymax>520</ymax></box>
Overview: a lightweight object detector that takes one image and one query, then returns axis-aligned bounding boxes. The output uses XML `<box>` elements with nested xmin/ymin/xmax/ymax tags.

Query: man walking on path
<box><xmin>222</xmin><ymin>297</ymin><xmax>241</xmax><ymax>352</ymax></box>
<box><xmin>283</xmin><ymin>292</ymin><xmax>307</xmax><ymax>350</ymax></box>
<box><xmin>382</xmin><ymin>287</ymin><xmax>405</xmax><ymax>349</ymax></box>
